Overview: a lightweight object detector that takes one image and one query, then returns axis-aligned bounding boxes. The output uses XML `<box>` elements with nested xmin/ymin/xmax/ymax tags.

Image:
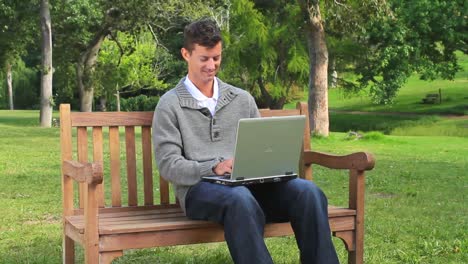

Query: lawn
<box><xmin>0</xmin><ymin>110</ymin><xmax>466</xmax><ymax>263</ymax></box>
<box><xmin>328</xmin><ymin>52</ymin><xmax>468</xmax><ymax>116</ymax></box>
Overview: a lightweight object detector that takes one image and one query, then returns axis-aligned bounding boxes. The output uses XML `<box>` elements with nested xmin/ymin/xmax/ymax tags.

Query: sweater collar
<box><xmin>176</xmin><ymin>77</ymin><xmax>238</xmax><ymax>111</ymax></box>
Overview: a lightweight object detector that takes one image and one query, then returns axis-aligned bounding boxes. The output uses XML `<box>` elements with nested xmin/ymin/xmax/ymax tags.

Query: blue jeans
<box><xmin>185</xmin><ymin>178</ymin><xmax>339</xmax><ymax>264</ymax></box>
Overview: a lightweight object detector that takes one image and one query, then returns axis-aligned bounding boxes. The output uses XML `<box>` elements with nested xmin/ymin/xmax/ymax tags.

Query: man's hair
<box><xmin>183</xmin><ymin>19</ymin><xmax>222</xmax><ymax>52</ymax></box>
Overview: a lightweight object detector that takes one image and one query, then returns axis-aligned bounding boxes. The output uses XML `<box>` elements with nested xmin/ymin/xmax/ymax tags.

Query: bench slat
<box><xmin>259</xmin><ymin>109</ymin><xmax>300</xmax><ymax>117</ymax></box>
<box><xmin>141</xmin><ymin>126</ymin><xmax>154</xmax><ymax>206</ymax></box>
<box><xmin>69</xmin><ymin>212</ymin><xmax>186</xmax><ymax>225</ymax></box>
<box><xmin>92</xmin><ymin>127</ymin><xmax>105</xmax><ymax>207</ymax></box>
<box><xmin>71</xmin><ymin>112</ymin><xmax>154</xmax><ymax>127</ymax></box>
<box><xmin>109</xmin><ymin>126</ymin><xmax>122</xmax><ymax>207</ymax></box>
<box><xmin>125</xmin><ymin>126</ymin><xmax>138</xmax><ymax>206</ymax></box>
<box><xmin>159</xmin><ymin>176</ymin><xmax>170</xmax><ymax>205</ymax></box>
<box><xmin>66</xmin><ymin>207</ymin><xmax>355</xmax><ymax>235</ymax></box>
<box><xmin>77</xmin><ymin>127</ymin><xmax>88</xmax><ymax>209</ymax></box>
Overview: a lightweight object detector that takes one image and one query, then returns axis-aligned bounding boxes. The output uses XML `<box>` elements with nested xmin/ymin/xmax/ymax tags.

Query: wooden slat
<box><xmin>349</xmin><ymin>169</ymin><xmax>366</xmax><ymax>263</ymax></box>
<box><xmin>109</xmin><ymin>126</ymin><xmax>121</xmax><ymax>207</ymax></box>
<box><xmin>84</xmin><ymin>184</ymin><xmax>99</xmax><ymax>262</ymax></box>
<box><xmin>125</xmin><ymin>126</ymin><xmax>138</xmax><ymax>206</ymax></box>
<box><xmin>72</xmin><ymin>204</ymin><xmax>181</xmax><ymax>216</ymax></box>
<box><xmin>141</xmin><ymin>126</ymin><xmax>154</xmax><ymax>206</ymax></box>
<box><xmin>67</xmin><ymin>207</ymin><xmax>354</xmax><ymax>233</ymax></box>
<box><xmin>68</xmin><ymin>208</ymin><xmax>184</xmax><ymax>222</ymax></box>
<box><xmin>98</xmin><ymin>217</ymin><xmax>353</xmax><ymax>252</ymax></box>
<box><xmin>159</xmin><ymin>177</ymin><xmax>170</xmax><ymax>205</ymax></box>
<box><xmin>297</xmin><ymin>102</ymin><xmax>311</xmax><ymax>151</ymax></box>
<box><xmin>77</xmin><ymin>127</ymin><xmax>88</xmax><ymax>209</ymax></box>
<box><xmin>71</xmin><ymin>112</ymin><xmax>153</xmax><ymax>127</ymax></box>
<box><xmin>60</xmin><ymin>104</ymin><xmax>75</xmax><ymax>263</ymax></box>
<box><xmin>92</xmin><ymin>127</ymin><xmax>105</xmax><ymax>207</ymax></box>
<box><xmin>259</xmin><ymin>109</ymin><xmax>300</xmax><ymax>117</ymax></box>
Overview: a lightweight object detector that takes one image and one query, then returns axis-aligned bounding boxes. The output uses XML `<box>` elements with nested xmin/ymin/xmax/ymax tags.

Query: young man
<box><xmin>152</xmin><ymin>19</ymin><xmax>339</xmax><ymax>264</ymax></box>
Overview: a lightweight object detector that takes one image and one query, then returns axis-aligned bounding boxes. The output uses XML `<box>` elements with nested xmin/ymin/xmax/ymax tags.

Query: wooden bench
<box><xmin>60</xmin><ymin>102</ymin><xmax>375</xmax><ymax>264</ymax></box>
<box><xmin>421</xmin><ymin>93</ymin><xmax>440</xmax><ymax>104</ymax></box>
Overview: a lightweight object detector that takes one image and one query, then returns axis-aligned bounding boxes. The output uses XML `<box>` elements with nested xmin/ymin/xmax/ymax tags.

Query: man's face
<box><xmin>181</xmin><ymin>42</ymin><xmax>222</xmax><ymax>87</ymax></box>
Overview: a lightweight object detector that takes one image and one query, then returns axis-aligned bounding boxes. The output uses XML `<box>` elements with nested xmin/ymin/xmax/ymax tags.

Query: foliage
<box><xmin>93</xmin><ymin>31</ymin><xmax>168</xmax><ymax>105</ymax></box>
<box><xmin>220</xmin><ymin>0</ymin><xmax>308</xmax><ymax>108</ymax></box>
<box><xmin>0</xmin><ymin>0</ymin><xmax>38</xmax><ymax>67</ymax></box>
<box><xmin>0</xmin><ymin>58</ymin><xmax>40</xmax><ymax>109</ymax></box>
<box><xmin>324</xmin><ymin>0</ymin><xmax>467</xmax><ymax>104</ymax></box>
<box><xmin>109</xmin><ymin>95</ymin><xmax>159</xmax><ymax>112</ymax></box>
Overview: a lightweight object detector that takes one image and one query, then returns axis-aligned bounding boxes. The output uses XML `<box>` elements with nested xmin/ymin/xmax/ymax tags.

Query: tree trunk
<box><xmin>298</xmin><ymin>0</ymin><xmax>329</xmax><ymax>136</ymax></box>
<box><xmin>77</xmin><ymin>27</ymin><xmax>111</xmax><ymax>112</ymax></box>
<box><xmin>6</xmin><ymin>63</ymin><xmax>13</xmax><ymax>110</ymax></box>
<box><xmin>255</xmin><ymin>77</ymin><xmax>286</xmax><ymax>109</ymax></box>
<box><xmin>116</xmin><ymin>88</ymin><xmax>121</xmax><ymax>112</ymax></box>
<box><xmin>98</xmin><ymin>96</ymin><xmax>107</xmax><ymax>111</ymax></box>
<box><xmin>39</xmin><ymin>0</ymin><xmax>53</xmax><ymax>127</ymax></box>
<box><xmin>330</xmin><ymin>57</ymin><xmax>338</xmax><ymax>88</ymax></box>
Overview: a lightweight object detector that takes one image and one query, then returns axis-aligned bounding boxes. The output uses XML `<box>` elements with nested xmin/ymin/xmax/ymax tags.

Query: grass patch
<box><xmin>328</xmin><ymin>52</ymin><xmax>468</xmax><ymax>115</ymax></box>
<box><xmin>1</xmin><ymin>110</ymin><xmax>467</xmax><ymax>263</ymax></box>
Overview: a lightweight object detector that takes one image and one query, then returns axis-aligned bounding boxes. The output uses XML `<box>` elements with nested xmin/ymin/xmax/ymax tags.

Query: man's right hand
<box><xmin>213</xmin><ymin>159</ymin><xmax>233</xmax><ymax>175</ymax></box>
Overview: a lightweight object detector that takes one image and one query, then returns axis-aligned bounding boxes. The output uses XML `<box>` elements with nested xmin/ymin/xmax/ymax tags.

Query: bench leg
<box><xmin>348</xmin><ymin>229</ymin><xmax>364</xmax><ymax>264</ymax></box>
<box><xmin>100</xmin><ymin>251</ymin><xmax>123</xmax><ymax>264</ymax></box>
<box><xmin>63</xmin><ymin>235</ymin><xmax>75</xmax><ymax>264</ymax></box>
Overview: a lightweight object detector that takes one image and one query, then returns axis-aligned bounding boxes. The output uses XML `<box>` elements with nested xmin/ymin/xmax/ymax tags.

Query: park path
<box><xmin>329</xmin><ymin>110</ymin><xmax>468</xmax><ymax>120</ymax></box>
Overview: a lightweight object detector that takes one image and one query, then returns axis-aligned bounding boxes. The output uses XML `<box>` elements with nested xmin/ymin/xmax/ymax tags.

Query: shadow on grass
<box><xmin>329</xmin><ymin>113</ymin><xmax>439</xmax><ymax>134</ymax></box>
<box><xmin>0</xmin><ymin>115</ymin><xmax>39</xmax><ymax>127</ymax></box>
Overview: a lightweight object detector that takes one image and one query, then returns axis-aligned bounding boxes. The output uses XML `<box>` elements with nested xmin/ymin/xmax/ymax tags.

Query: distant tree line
<box><xmin>0</xmin><ymin>0</ymin><xmax>466</xmax><ymax>134</ymax></box>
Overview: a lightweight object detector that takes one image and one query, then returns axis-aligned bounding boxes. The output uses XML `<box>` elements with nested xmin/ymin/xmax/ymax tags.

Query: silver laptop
<box><xmin>202</xmin><ymin>115</ymin><xmax>306</xmax><ymax>186</ymax></box>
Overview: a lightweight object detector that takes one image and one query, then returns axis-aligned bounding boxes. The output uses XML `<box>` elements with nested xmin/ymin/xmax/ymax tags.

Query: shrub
<box><xmin>362</xmin><ymin>131</ymin><xmax>385</xmax><ymax>140</ymax></box>
<box><xmin>119</xmin><ymin>95</ymin><xmax>159</xmax><ymax>111</ymax></box>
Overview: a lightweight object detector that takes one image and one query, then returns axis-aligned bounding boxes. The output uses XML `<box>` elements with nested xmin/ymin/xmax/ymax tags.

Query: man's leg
<box><xmin>250</xmin><ymin>178</ymin><xmax>339</xmax><ymax>264</ymax></box>
<box><xmin>185</xmin><ymin>182</ymin><xmax>273</xmax><ymax>264</ymax></box>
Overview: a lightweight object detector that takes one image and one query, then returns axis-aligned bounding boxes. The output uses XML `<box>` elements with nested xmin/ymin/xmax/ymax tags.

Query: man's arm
<box><xmin>152</xmin><ymin>104</ymin><xmax>221</xmax><ymax>186</ymax></box>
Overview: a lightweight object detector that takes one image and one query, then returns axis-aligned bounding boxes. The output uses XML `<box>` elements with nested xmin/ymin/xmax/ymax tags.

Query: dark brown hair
<box><xmin>183</xmin><ymin>19</ymin><xmax>222</xmax><ymax>52</ymax></box>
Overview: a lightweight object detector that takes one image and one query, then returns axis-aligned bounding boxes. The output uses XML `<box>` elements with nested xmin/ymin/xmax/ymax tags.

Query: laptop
<box><xmin>202</xmin><ymin>115</ymin><xmax>306</xmax><ymax>186</ymax></box>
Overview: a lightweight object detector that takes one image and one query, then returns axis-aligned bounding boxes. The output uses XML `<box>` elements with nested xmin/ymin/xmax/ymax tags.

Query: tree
<box><xmin>297</xmin><ymin>0</ymin><xmax>329</xmax><ymax>136</ymax></box>
<box><xmin>93</xmin><ymin>31</ymin><xmax>168</xmax><ymax>111</ymax></box>
<box><xmin>39</xmin><ymin>0</ymin><xmax>53</xmax><ymax>127</ymax></box>
<box><xmin>0</xmin><ymin>1</ymin><xmax>37</xmax><ymax>110</ymax></box>
<box><xmin>53</xmin><ymin>0</ymin><xmax>227</xmax><ymax>112</ymax></box>
<box><xmin>220</xmin><ymin>0</ymin><xmax>309</xmax><ymax>109</ymax></box>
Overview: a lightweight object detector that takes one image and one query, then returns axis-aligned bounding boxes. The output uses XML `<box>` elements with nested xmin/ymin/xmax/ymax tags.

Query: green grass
<box><xmin>1</xmin><ymin>110</ymin><xmax>467</xmax><ymax>263</ymax></box>
<box><xmin>328</xmin><ymin>52</ymin><xmax>468</xmax><ymax>115</ymax></box>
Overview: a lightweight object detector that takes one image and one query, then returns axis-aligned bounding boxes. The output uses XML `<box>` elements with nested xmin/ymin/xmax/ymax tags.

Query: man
<box><xmin>152</xmin><ymin>19</ymin><xmax>339</xmax><ymax>264</ymax></box>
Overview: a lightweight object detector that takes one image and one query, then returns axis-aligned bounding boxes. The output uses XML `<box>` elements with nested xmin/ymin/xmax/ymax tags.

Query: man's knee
<box><xmin>288</xmin><ymin>179</ymin><xmax>327</xmax><ymax>205</ymax></box>
<box><xmin>226</xmin><ymin>187</ymin><xmax>264</xmax><ymax>216</ymax></box>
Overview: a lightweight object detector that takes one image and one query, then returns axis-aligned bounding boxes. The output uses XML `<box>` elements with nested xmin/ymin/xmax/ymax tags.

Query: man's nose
<box><xmin>206</xmin><ymin>59</ymin><xmax>216</xmax><ymax>70</ymax></box>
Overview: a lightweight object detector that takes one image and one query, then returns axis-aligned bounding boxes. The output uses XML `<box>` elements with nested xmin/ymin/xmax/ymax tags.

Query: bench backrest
<box><xmin>60</xmin><ymin>103</ymin><xmax>311</xmax><ymax>213</ymax></box>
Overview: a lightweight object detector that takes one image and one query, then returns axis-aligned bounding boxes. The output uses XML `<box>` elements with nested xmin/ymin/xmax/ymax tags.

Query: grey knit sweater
<box><xmin>152</xmin><ymin>77</ymin><xmax>260</xmax><ymax>212</ymax></box>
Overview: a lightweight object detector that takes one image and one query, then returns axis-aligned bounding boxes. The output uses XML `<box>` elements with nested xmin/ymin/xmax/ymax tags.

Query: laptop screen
<box><xmin>230</xmin><ymin>115</ymin><xmax>306</xmax><ymax>179</ymax></box>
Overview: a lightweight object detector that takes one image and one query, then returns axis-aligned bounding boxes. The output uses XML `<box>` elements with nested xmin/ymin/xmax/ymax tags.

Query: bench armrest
<box><xmin>62</xmin><ymin>160</ymin><xmax>103</xmax><ymax>185</ymax></box>
<box><xmin>303</xmin><ymin>151</ymin><xmax>375</xmax><ymax>171</ymax></box>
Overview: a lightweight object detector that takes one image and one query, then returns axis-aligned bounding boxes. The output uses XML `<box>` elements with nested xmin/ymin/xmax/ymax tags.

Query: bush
<box><xmin>361</xmin><ymin>131</ymin><xmax>385</xmax><ymax>140</ymax></box>
<box><xmin>119</xmin><ymin>95</ymin><xmax>159</xmax><ymax>111</ymax></box>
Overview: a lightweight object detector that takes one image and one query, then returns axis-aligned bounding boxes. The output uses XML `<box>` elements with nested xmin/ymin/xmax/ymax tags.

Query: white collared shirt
<box><xmin>184</xmin><ymin>75</ymin><xmax>219</xmax><ymax>116</ymax></box>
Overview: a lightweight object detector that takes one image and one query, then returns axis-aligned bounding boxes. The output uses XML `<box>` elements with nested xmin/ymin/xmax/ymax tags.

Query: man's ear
<box><xmin>181</xmin><ymin>47</ymin><xmax>190</xmax><ymax>62</ymax></box>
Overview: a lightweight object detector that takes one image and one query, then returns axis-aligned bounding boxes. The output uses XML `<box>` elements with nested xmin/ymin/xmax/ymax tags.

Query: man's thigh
<box><xmin>249</xmin><ymin>178</ymin><xmax>317</xmax><ymax>222</ymax></box>
<box><xmin>185</xmin><ymin>181</ymin><xmax>255</xmax><ymax>223</ymax></box>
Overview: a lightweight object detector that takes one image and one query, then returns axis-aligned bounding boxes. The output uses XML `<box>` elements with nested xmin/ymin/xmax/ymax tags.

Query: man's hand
<box><xmin>213</xmin><ymin>159</ymin><xmax>233</xmax><ymax>175</ymax></box>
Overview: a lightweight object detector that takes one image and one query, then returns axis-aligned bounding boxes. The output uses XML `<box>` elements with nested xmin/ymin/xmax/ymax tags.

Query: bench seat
<box><xmin>65</xmin><ymin>205</ymin><xmax>356</xmax><ymax>252</ymax></box>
